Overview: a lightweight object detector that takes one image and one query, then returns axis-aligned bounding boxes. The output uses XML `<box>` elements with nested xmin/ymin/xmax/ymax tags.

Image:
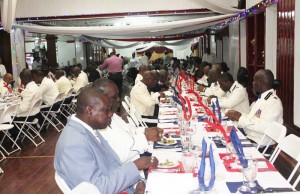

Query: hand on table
<box><xmin>198</xmin><ymin>85</ymin><xmax>206</xmax><ymax>92</ymax></box>
<box><xmin>207</xmin><ymin>95</ymin><xmax>217</xmax><ymax>104</ymax></box>
<box><xmin>225</xmin><ymin>110</ymin><xmax>242</xmax><ymax>121</ymax></box>
<box><xmin>144</xmin><ymin>127</ymin><xmax>164</xmax><ymax>142</ymax></box>
<box><xmin>134</xmin><ymin>156</ymin><xmax>158</xmax><ymax>170</ymax></box>
<box><xmin>159</xmin><ymin>92</ymin><xmax>166</xmax><ymax>98</ymax></box>
<box><xmin>134</xmin><ymin>181</ymin><xmax>145</xmax><ymax>194</ymax></box>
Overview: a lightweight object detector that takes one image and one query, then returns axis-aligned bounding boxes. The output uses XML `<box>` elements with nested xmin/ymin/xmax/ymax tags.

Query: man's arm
<box><xmin>99</xmin><ymin>59</ymin><xmax>108</xmax><ymax>70</ymax></box>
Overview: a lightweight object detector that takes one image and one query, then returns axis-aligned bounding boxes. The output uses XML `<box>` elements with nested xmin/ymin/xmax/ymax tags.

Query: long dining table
<box><xmin>145</xmin><ymin>91</ymin><xmax>298</xmax><ymax>194</ymax></box>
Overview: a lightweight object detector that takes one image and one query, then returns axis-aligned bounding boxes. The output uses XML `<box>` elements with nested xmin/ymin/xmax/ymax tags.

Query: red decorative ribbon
<box><xmin>3</xmin><ymin>82</ymin><xmax>12</xmax><ymax>93</ymax></box>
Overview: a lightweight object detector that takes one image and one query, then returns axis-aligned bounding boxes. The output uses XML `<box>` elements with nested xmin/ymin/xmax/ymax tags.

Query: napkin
<box><xmin>230</xmin><ymin>128</ymin><xmax>248</xmax><ymax>168</ymax></box>
<box><xmin>153</xmin><ymin>140</ymin><xmax>183</xmax><ymax>151</ymax></box>
<box><xmin>226</xmin><ymin>181</ymin><xmax>259</xmax><ymax>193</ymax></box>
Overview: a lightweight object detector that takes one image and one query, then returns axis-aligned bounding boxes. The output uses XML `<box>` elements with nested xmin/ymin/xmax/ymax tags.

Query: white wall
<box><xmin>25</xmin><ymin>41</ymin><xmax>47</xmax><ymax>53</ymax></box>
<box><xmin>57</xmin><ymin>41</ymin><xmax>76</xmax><ymax>67</ymax></box>
<box><xmin>216</xmin><ymin>39</ymin><xmax>222</xmax><ymax>63</ymax></box>
<box><xmin>75</xmin><ymin>41</ymin><xmax>87</xmax><ymax>69</ymax></box>
<box><xmin>294</xmin><ymin>0</ymin><xmax>300</xmax><ymax>127</ymax></box>
<box><xmin>240</xmin><ymin>19</ymin><xmax>247</xmax><ymax>68</ymax></box>
<box><xmin>265</xmin><ymin>4</ymin><xmax>278</xmax><ymax>76</ymax></box>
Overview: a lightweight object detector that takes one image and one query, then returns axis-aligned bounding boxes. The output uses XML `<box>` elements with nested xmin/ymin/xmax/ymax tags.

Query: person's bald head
<box><xmin>3</xmin><ymin>73</ymin><xmax>13</xmax><ymax>85</ymax></box>
<box><xmin>93</xmin><ymin>78</ymin><xmax>120</xmax><ymax>113</ymax></box>
<box><xmin>55</xmin><ymin>70</ymin><xmax>65</xmax><ymax>80</ymax></box>
<box><xmin>208</xmin><ymin>68</ymin><xmax>222</xmax><ymax>83</ymax></box>
<box><xmin>159</xmin><ymin>69</ymin><xmax>168</xmax><ymax>83</ymax></box>
<box><xmin>76</xmin><ymin>86</ymin><xmax>113</xmax><ymax>129</ymax></box>
<box><xmin>20</xmin><ymin>69</ymin><xmax>33</xmax><ymax>86</ymax></box>
<box><xmin>212</xmin><ymin>64</ymin><xmax>222</xmax><ymax>71</ymax></box>
<box><xmin>253</xmin><ymin>69</ymin><xmax>274</xmax><ymax>94</ymax></box>
<box><xmin>142</xmin><ymin>71</ymin><xmax>157</xmax><ymax>89</ymax></box>
<box><xmin>72</xmin><ymin>66</ymin><xmax>81</xmax><ymax>77</ymax></box>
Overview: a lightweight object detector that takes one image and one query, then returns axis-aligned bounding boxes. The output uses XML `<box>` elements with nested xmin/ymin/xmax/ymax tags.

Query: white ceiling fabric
<box><xmin>13</xmin><ymin>14</ymin><xmax>235</xmax><ymax>39</ymax></box>
<box><xmin>1</xmin><ymin>0</ymin><xmax>18</xmax><ymax>31</ymax></box>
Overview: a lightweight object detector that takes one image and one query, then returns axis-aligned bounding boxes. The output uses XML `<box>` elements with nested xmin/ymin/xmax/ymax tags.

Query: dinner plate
<box><xmin>157</xmin><ymin>160</ymin><xmax>179</xmax><ymax>169</ymax></box>
<box><xmin>156</xmin><ymin>139</ymin><xmax>177</xmax><ymax>146</ymax></box>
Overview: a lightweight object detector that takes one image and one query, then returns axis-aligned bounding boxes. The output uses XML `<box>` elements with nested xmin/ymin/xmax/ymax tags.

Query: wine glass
<box><xmin>180</xmin><ymin>132</ymin><xmax>191</xmax><ymax>152</ymax></box>
<box><xmin>189</xmin><ymin>140</ymin><xmax>202</xmax><ymax>172</ymax></box>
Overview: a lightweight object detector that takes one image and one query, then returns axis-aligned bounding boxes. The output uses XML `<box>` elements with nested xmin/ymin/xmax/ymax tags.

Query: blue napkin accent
<box><xmin>172</xmin><ymin>96</ymin><xmax>182</xmax><ymax>106</ymax></box>
<box><xmin>226</xmin><ymin>181</ymin><xmax>259</xmax><ymax>193</ymax></box>
<box><xmin>198</xmin><ymin>139</ymin><xmax>215</xmax><ymax>191</ymax></box>
<box><xmin>211</xmin><ymin>102</ymin><xmax>216</xmax><ymax>124</ymax></box>
<box><xmin>215</xmin><ymin>97</ymin><xmax>222</xmax><ymax>122</ymax></box>
<box><xmin>230</xmin><ymin>128</ymin><xmax>248</xmax><ymax>168</ymax></box>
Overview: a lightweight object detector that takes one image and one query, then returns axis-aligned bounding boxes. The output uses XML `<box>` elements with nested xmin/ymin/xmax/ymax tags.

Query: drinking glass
<box><xmin>180</xmin><ymin>132</ymin><xmax>191</xmax><ymax>152</ymax></box>
<box><xmin>189</xmin><ymin>141</ymin><xmax>202</xmax><ymax>171</ymax></box>
<box><xmin>238</xmin><ymin>156</ymin><xmax>257</xmax><ymax>193</ymax></box>
<box><xmin>181</xmin><ymin>153</ymin><xmax>195</xmax><ymax>173</ymax></box>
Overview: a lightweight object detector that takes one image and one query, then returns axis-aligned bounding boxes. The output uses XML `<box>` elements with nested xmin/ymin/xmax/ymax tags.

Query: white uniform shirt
<box><xmin>0</xmin><ymin>80</ymin><xmax>12</xmax><ymax>98</ymax></box>
<box><xmin>39</xmin><ymin>77</ymin><xmax>59</xmax><ymax>106</ymax></box>
<box><xmin>135</xmin><ymin>74</ymin><xmax>143</xmax><ymax>85</ymax></box>
<box><xmin>55</xmin><ymin>76</ymin><xmax>73</xmax><ymax>97</ymax></box>
<box><xmin>18</xmin><ymin>81</ymin><xmax>42</xmax><ymax>117</ymax></box>
<box><xmin>130</xmin><ymin>81</ymin><xmax>160</xmax><ymax>116</ymax></box>
<box><xmin>197</xmin><ymin>75</ymin><xmax>208</xmax><ymax>86</ymax></box>
<box><xmin>0</xmin><ymin>64</ymin><xmax>6</xmax><ymax>78</ymax></box>
<box><xmin>204</xmin><ymin>81</ymin><xmax>225</xmax><ymax>98</ymax></box>
<box><xmin>129</xmin><ymin>58</ymin><xmax>139</xmax><ymax>69</ymax></box>
<box><xmin>139</xmin><ymin>56</ymin><xmax>149</xmax><ymax>67</ymax></box>
<box><xmin>72</xmin><ymin>71</ymin><xmax>89</xmax><ymax>93</ymax></box>
<box><xmin>100</xmin><ymin>114</ymin><xmax>148</xmax><ymax>163</ymax></box>
<box><xmin>218</xmin><ymin>81</ymin><xmax>250</xmax><ymax>114</ymax></box>
<box><xmin>238</xmin><ymin>89</ymin><xmax>283</xmax><ymax>146</ymax></box>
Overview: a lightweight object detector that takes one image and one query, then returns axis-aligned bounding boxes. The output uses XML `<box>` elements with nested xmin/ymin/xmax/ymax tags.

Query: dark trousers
<box><xmin>108</xmin><ymin>72</ymin><xmax>123</xmax><ymax>97</ymax></box>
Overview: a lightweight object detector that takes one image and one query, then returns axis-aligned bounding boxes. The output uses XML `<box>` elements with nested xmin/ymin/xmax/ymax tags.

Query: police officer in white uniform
<box><xmin>208</xmin><ymin>72</ymin><xmax>250</xmax><ymax>114</ymax></box>
<box><xmin>226</xmin><ymin>69</ymin><xmax>283</xmax><ymax>146</ymax></box>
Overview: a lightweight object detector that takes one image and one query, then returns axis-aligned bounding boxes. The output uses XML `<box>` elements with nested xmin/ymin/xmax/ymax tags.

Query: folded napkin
<box><xmin>159</xmin><ymin>114</ymin><xmax>178</xmax><ymax>120</ymax></box>
<box><xmin>226</xmin><ymin>181</ymin><xmax>294</xmax><ymax>193</ymax></box>
<box><xmin>226</xmin><ymin>181</ymin><xmax>259</xmax><ymax>193</ymax></box>
<box><xmin>230</xmin><ymin>128</ymin><xmax>248</xmax><ymax>168</ymax></box>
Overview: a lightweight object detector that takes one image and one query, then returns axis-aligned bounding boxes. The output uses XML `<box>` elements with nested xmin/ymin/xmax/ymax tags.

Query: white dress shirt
<box><xmin>139</xmin><ymin>56</ymin><xmax>150</xmax><ymax>67</ymax></box>
<box><xmin>204</xmin><ymin>81</ymin><xmax>225</xmax><ymax>98</ymax></box>
<box><xmin>0</xmin><ymin>64</ymin><xmax>6</xmax><ymax>78</ymax></box>
<box><xmin>130</xmin><ymin>81</ymin><xmax>160</xmax><ymax>116</ymax></box>
<box><xmin>197</xmin><ymin>75</ymin><xmax>208</xmax><ymax>86</ymax></box>
<box><xmin>18</xmin><ymin>81</ymin><xmax>42</xmax><ymax>117</ymax></box>
<box><xmin>100</xmin><ymin>114</ymin><xmax>148</xmax><ymax>163</ymax></box>
<box><xmin>238</xmin><ymin>89</ymin><xmax>283</xmax><ymax>146</ymax></box>
<box><xmin>0</xmin><ymin>80</ymin><xmax>12</xmax><ymax>98</ymax></box>
<box><xmin>56</xmin><ymin>76</ymin><xmax>73</xmax><ymax>97</ymax></box>
<box><xmin>39</xmin><ymin>77</ymin><xmax>59</xmax><ymax>106</ymax></box>
<box><xmin>72</xmin><ymin>71</ymin><xmax>89</xmax><ymax>93</ymax></box>
<box><xmin>218</xmin><ymin>81</ymin><xmax>250</xmax><ymax>114</ymax></box>
<box><xmin>135</xmin><ymin>74</ymin><xmax>143</xmax><ymax>85</ymax></box>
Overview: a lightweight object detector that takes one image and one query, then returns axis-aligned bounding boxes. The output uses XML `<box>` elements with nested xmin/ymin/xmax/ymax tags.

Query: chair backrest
<box><xmin>55</xmin><ymin>172</ymin><xmax>101</xmax><ymax>194</ymax></box>
<box><xmin>122</xmin><ymin>101</ymin><xmax>130</xmax><ymax>114</ymax></box>
<box><xmin>130</xmin><ymin>105</ymin><xmax>148</xmax><ymax>128</ymax></box>
<box><xmin>124</xmin><ymin>96</ymin><xmax>130</xmax><ymax>106</ymax></box>
<box><xmin>56</xmin><ymin>92</ymin><xmax>66</xmax><ymax>103</ymax></box>
<box><xmin>66</xmin><ymin>88</ymin><xmax>74</xmax><ymax>98</ymax></box>
<box><xmin>25</xmin><ymin>99</ymin><xmax>43</xmax><ymax>118</ymax></box>
<box><xmin>0</xmin><ymin>104</ymin><xmax>20</xmax><ymax>124</ymax></box>
<box><xmin>270</xmin><ymin>134</ymin><xmax>300</xmax><ymax>188</ymax></box>
<box><xmin>256</xmin><ymin>122</ymin><xmax>287</xmax><ymax>155</ymax></box>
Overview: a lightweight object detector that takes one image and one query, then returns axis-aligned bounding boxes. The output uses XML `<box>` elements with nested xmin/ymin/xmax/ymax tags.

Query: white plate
<box><xmin>157</xmin><ymin>160</ymin><xmax>179</xmax><ymax>169</ymax></box>
<box><xmin>156</xmin><ymin>139</ymin><xmax>177</xmax><ymax>146</ymax></box>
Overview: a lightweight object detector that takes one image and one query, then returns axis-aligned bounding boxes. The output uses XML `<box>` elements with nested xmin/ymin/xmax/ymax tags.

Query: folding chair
<box><xmin>55</xmin><ymin>172</ymin><xmax>101</xmax><ymax>194</ymax></box>
<box><xmin>124</xmin><ymin>95</ymin><xmax>131</xmax><ymax>107</ymax></box>
<box><xmin>60</xmin><ymin>88</ymin><xmax>75</xmax><ymax>118</ymax></box>
<box><xmin>13</xmin><ymin>99</ymin><xmax>45</xmax><ymax>147</ymax></box>
<box><xmin>40</xmin><ymin>92</ymin><xmax>65</xmax><ymax>132</ymax></box>
<box><xmin>256</xmin><ymin>121</ymin><xmax>287</xmax><ymax>156</ymax></box>
<box><xmin>130</xmin><ymin>106</ymin><xmax>148</xmax><ymax>128</ymax></box>
<box><xmin>69</xmin><ymin>87</ymin><xmax>84</xmax><ymax>114</ymax></box>
<box><xmin>270</xmin><ymin>134</ymin><xmax>300</xmax><ymax>189</ymax></box>
<box><xmin>0</xmin><ymin>103</ymin><xmax>21</xmax><ymax>155</ymax></box>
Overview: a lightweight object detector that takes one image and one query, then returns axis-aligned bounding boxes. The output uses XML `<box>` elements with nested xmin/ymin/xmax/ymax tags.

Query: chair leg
<box><xmin>0</xmin><ymin>167</ymin><xmax>4</xmax><ymax>173</ymax></box>
<box><xmin>0</xmin><ymin>131</ymin><xmax>21</xmax><ymax>155</ymax></box>
<box><xmin>14</xmin><ymin>123</ymin><xmax>45</xmax><ymax>147</ymax></box>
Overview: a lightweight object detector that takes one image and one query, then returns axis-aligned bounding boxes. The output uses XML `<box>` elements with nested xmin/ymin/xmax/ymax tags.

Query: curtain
<box><xmin>1</xmin><ymin>0</ymin><xmax>18</xmax><ymax>31</ymax></box>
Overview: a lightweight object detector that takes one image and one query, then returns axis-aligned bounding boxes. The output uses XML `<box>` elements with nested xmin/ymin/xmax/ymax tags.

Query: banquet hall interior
<box><xmin>0</xmin><ymin>0</ymin><xmax>300</xmax><ymax>193</ymax></box>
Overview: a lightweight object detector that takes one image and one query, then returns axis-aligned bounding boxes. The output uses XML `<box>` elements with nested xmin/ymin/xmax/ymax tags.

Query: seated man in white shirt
<box><xmin>131</xmin><ymin>71</ymin><xmax>165</xmax><ymax>118</ymax></box>
<box><xmin>93</xmin><ymin>78</ymin><xmax>163</xmax><ymax>163</ymax></box>
<box><xmin>14</xmin><ymin>69</ymin><xmax>42</xmax><ymax>122</ymax></box>
<box><xmin>196</xmin><ymin>62</ymin><xmax>211</xmax><ymax>87</ymax></box>
<box><xmin>34</xmin><ymin>71</ymin><xmax>59</xmax><ymax>106</ymax></box>
<box><xmin>55</xmin><ymin>70</ymin><xmax>73</xmax><ymax>97</ymax></box>
<box><xmin>226</xmin><ymin>69</ymin><xmax>283</xmax><ymax>150</ymax></box>
<box><xmin>198</xmin><ymin>68</ymin><xmax>225</xmax><ymax>98</ymax></box>
<box><xmin>0</xmin><ymin>73</ymin><xmax>13</xmax><ymax>98</ymax></box>
<box><xmin>71</xmin><ymin>66</ymin><xmax>89</xmax><ymax>93</ymax></box>
<box><xmin>207</xmin><ymin>72</ymin><xmax>250</xmax><ymax>114</ymax></box>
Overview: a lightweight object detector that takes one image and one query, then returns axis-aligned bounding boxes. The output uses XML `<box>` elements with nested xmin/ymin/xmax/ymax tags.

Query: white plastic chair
<box><xmin>60</xmin><ymin>88</ymin><xmax>75</xmax><ymax>117</ymax></box>
<box><xmin>55</xmin><ymin>172</ymin><xmax>101</xmax><ymax>194</ymax></box>
<box><xmin>40</xmin><ymin>92</ymin><xmax>65</xmax><ymax>132</ymax></box>
<box><xmin>256</xmin><ymin>121</ymin><xmax>287</xmax><ymax>155</ymax></box>
<box><xmin>0</xmin><ymin>103</ymin><xmax>21</xmax><ymax>155</ymax></box>
<box><xmin>124</xmin><ymin>95</ymin><xmax>131</xmax><ymax>107</ymax></box>
<box><xmin>13</xmin><ymin>99</ymin><xmax>45</xmax><ymax>147</ymax></box>
<box><xmin>270</xmin><ymin>134</ymin><xmax>300</xmax><ymax>189</ymax></box>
